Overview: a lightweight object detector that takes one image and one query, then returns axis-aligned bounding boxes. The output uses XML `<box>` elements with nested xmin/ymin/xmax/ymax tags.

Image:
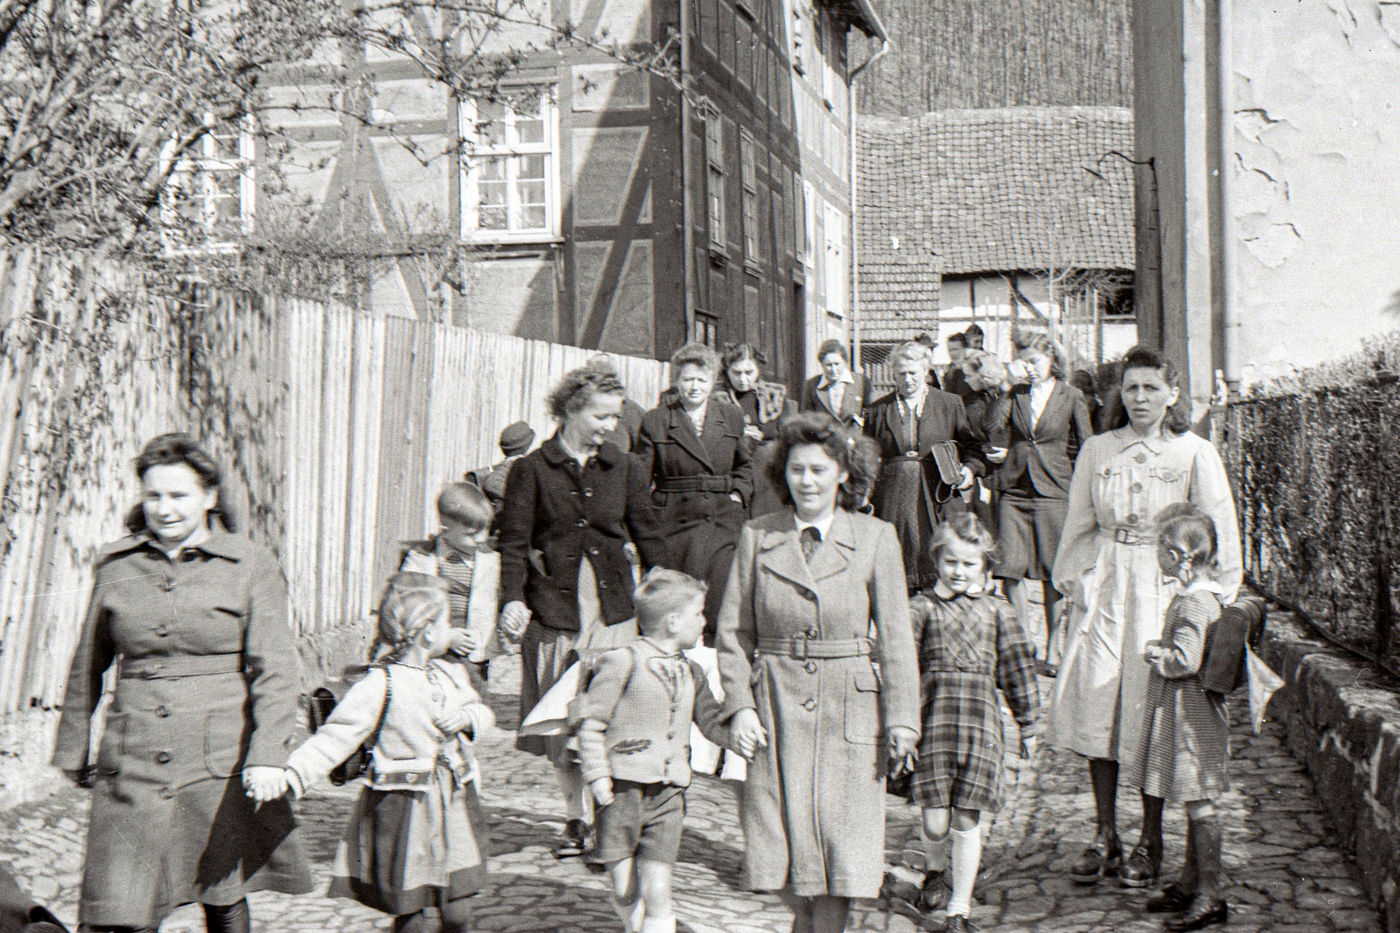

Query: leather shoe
<box><xmin>1119</xmin><ymin>843</ymin><xmax>1162</xmax><ymax>887</ymax></box>
<box><xmin>552</xmin><ymin>818</ymin><xmax>591</xmax><ymax>859</ymax></box>
<box><xmin>944</xmin><ymin>914</ymin><xmax>979</xmax><ymax>933</ymax></box>
<box><xmin>1163</xmin><ymin>895</ymin><xmax>1228</xmax><ymax>931</ymax></box>
<box><xmin>1069</xmin><ymin>836</ymin><xmax>1122</xmax><ymax>883</ymax></box>
<box><xmin>1146</xmin><ymin>881</ymin><xmax>1195</xmax><ymax>914</ymax></box>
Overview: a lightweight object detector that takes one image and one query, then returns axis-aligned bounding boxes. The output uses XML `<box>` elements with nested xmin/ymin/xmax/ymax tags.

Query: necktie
<box><xmin>799</xmin><ymin>526</ymin><xmax>821</xmax><ymax>563</ymax></box>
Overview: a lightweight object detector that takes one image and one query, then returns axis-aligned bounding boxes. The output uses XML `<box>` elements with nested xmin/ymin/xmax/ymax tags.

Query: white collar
<box><xmin>794</xmin><ymin>512</ymin><xmax>836</xmax><ymax>541</ymax></box>
<box><xmin>933</xmin><ymin>580</ymin><xmax>986</xmax><ymax>599</ymax></box>
<box><xmin>899</xmin><ymin>385</ymin><xmax>928</xmax><ymax>412</ymax></box>
<box><xmin>1030</xmin><ymin>378</ymin><xmax>1056</xmax><ymax>398</ymax></box>
<box><xmin>818</xmin><ymin>371</ymin><xmax>855</xmax><ymax>390</ymax></box>
<box><xmin>1181</xmin><ymin>578</ymin><xmax>1225</xmax><ymax>596</ymax></box>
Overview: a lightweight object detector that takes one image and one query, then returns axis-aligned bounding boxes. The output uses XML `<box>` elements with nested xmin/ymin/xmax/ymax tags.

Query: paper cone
<box><xmin>1245</xmin><ymin>644</ymin><xmax>1284</xmax><ymax>735</ymax></box>
<box><xmin>519</xmin><ymin>662</ymin><xmax>583</xmax><ymax>736</ymax></box>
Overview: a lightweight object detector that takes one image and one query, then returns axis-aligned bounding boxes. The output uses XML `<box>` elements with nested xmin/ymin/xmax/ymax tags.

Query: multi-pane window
<box><xmin>737</xmin><ymin>16</ymin><xmax>754</xmax><ymax>89</ymax></box>
<box><xmin>460</xmin><ymin>89</ymin><xmax>559</xmax><ymax>242</ymax></box>
<box><xmin>705</xmin><ymin>109</ymin><xmax>727</xmax><ymax>250</ymax></box>
<box><xmin>161</xmin><ymin>116</ymin><xmax>255</xmax><ymax>253</ymax></box>
<box><xmin>740</xmin><ymin>133</ymin><xmax>761</xmax><ymax>267</ymax></box>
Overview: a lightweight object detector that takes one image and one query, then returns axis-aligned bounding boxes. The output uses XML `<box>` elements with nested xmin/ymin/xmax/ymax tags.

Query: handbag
<box><xmin>929</xmin><ymin>440</ymin><xmax>963</xmax><ymax>503</ymax></box>
<box><xmin>308</xmin><ymin>667</ymin><xmax>393</xmax><ymax>786</ymax></box>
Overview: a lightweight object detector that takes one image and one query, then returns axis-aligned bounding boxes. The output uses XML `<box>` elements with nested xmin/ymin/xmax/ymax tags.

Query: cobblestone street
<box><xmin>1</xmin><ymin>658</ymin><xmax>1384</xmax><ymax>933</ymax></box>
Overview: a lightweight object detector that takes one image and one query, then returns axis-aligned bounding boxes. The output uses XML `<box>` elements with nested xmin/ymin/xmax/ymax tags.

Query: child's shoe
<box><xmin>1145</xmin><ymin>881</ymin><xmax>1195</xmax><ymax>914</ymax></box>
<box><xmin>889</xmin><ymin>869</ymin><xmax>951</xmax><ymax>926</ymax></box>
<box><xmin>552</xmin><ymin>818</ymin><xmax>592</xmax><ymax>858</ymax></box>
<box><xmin>943</xmin><ymin>913</ymin><xmax>979</xmax><ymax>932</ymax></box>
<box><xmin>1163</xmin><ymin>896</ymin><xmax>1228</xmax><ymax>931</ymax></box>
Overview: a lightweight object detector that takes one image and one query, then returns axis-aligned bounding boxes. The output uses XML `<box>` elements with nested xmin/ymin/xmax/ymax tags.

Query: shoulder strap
<box><xmin>367</xmin><ymin>667</ymin><xmax>393</xmax><ymax>750</ymax></box>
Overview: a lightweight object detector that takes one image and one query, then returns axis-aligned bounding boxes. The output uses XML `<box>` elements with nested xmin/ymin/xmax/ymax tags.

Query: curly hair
<box><xmin>669</xmin><ymin>342</ymin><xmax>720</xmax><ymax>377</ymax></box>
<box><xmin>816</xmin><ymin>339</ymin><xmax>849</xmax><ymax>363</ymax></box>
<box><xmin>1012</xmin><ymin>330</ymin><xmax>1068</xmax><ymax>380</ymax></box>
<box><xmin>126</xmin><ymin>432</ymin><xmax>237</xmax><ymax>534</ymax></box>
<box><xmin>1106</xmin><ymin>345</ymin><xmax>1191</xmax><ymax>435</ymax></box>
<box><xmin>721</xmin><ymin>342</ymin><xmax>767</xmax><ymax>372</ymax></box>
<box><xmin>924</xmin><ymin>513</ymin><xmax>1000</xmax><ymax>576</ymax></box>
<box><xmin>764</xmin><ymin>412</ymin><xmax>879</xmax><ymax>511</ymax></box>
<box><xmin>545</xmin><ymin>367</ymin><xmax>626</xmax><ymax>420</ymax></box>
<box><xmin>889</xmin><ymin>340</ymin><xmax>933</xmax><ymax>370</ymax></box>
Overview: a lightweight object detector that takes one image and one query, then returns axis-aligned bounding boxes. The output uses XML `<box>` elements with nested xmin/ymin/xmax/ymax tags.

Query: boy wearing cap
<box><xmin>470</xmin><ymin>421</ymin><xmax>536</xmax><ymax>510</ymax></box>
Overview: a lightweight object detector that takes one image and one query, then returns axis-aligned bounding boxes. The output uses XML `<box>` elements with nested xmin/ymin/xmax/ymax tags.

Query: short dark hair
<box><xmin>816</xmin><ymin>339</ymin><xmax>848</xmax><ymax>362</ymax></box>
<box><xmin>546</xmin><ymin>367</ymin><xmax>625</xmax><ymax>420</ymax></box>
<box><xmin>722</xmin><ymin>342</ymin><xmax>766</xmax><ymax>373</ymax></box>
<box><xmin>633</xmin><ymin>568</ymin><xmax>708</xmax><ymax>635</ymax></box>
<box><xmin>128</xmin><ymin>433</ymin><xmax>233</xmax><ymax>534</ymax></box>
<box><xmin>1107</xmin><ymin>345</ymin><xmax>1191</xmax><ymax>435</ymax></box>
<box><xmin>946</xmin><ymin>333</ymin><xmax>968</xmax><ymax>349</ymax></box>
<box><xmin>963</xmin><ymin>324</ymin><xmax>985</xmax><ymax>348</ymax></box>
<box><xmin>765</xmin><ymin>412</ymin><xmax>879</xmax><ymax>511</ymax></box>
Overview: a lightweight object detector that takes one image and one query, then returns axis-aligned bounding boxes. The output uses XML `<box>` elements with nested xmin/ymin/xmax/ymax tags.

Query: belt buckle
<box><xmin>1114</xmin><ymin>528</ymin><xmax>1131</xmax><ymax>544</ymax></box>
<box><xmin>904</xmin><ymin>450</ymin><xmax>918</xmax><ymax>458</ymax></box>
<box><xmin>144</xmin><ymin>663</ymin><xmax>162</xmax><ymax>679</ymax></box>
<box><xmin>791</xmin><ymin>636</ymin><xmax>808</xmax><ymax>661</ymax></box>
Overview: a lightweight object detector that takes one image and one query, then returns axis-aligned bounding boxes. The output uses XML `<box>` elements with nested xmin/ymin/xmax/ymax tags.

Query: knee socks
<box><xmin>945</xmin><ymin>824</ymin><xmax>983</xmax><ymax>917</ymax></box>
<box><xmin>203</xmin><ymin>900</ymin><xmax>250</xmax><ymax>933</ymax></box>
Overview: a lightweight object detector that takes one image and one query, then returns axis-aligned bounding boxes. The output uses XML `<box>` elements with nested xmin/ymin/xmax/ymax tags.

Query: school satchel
<box><xmin>929</xmin><ymin>440</ymin><xmax>963</xmax><ymax>503</ymax></box>
<box><xmin>1200</xmin><ymin>595</ymin><xmax>1268</xmax><ymax>695</ymax></box>
<box><xmin>308</xmin><ymin>668</ymin><xmax>393</xmax><ymax>786</ymax></box>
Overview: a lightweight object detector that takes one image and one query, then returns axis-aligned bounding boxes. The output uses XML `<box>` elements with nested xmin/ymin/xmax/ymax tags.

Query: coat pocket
<box><xmin>204</xmin><ymin>713</ymin><xmax>248</xmax><ymax>778</ymax></box>
<box><xmin>844</xmin><ymin>669</ymin><xmax>882</xmax><ymax>745</ymax></box>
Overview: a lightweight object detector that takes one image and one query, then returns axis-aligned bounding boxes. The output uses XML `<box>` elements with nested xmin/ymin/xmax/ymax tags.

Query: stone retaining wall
<box><xmin>1259</xmin><ymin>609</ymin><xmax>1400</xmax><ymax>933</ymax></box>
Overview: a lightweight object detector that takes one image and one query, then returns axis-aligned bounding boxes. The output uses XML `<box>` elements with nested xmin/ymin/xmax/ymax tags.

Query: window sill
<box><xmin>708</xmin><ymin>245</ymin><xmax>729</xmax><ymax>265</ymax></box>
<box><xmin>464</xmin><ymin>235</ymin><xmax>565</xmax><ymax>249</ymax></box>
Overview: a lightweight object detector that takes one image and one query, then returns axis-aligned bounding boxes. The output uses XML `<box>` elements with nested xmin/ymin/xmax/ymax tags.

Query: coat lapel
<box><xmin>1038</xmin><ymin>382</ymin><xmax>1071</xmax><ymax>435</ymax></box>
<box><xmin>757</xmin><ymin>521</ymin><xmax>811</xmax><ymax>589</ymax></box>
<box><xmin>1013</xmin><ymin>388</ymin><xmax>1035</xmax><ymax>438</ymax></box>
<box><xmin>667</xmin><ymin>402</ymin><xmax>716</xmax><ymax>472</ymax></box>
<box><xmin>804</xmin><ymin>510</ymin><xmax>854</xmax><ymax>582</ymax></box>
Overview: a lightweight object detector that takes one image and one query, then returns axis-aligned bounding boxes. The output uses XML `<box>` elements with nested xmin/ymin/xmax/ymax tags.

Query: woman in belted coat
<box><xmin>636</xmin><ymin>342</ymin><xmax>753</xmax><ymax>640</ymax></box>
<box><xmin>864</xmin><ymin>341</ymin><xmax>985</xmax><ymax>591</ymax></box>
<box><xmin>1051</xmin><ymin>346</ymin><xmax>1241</xmax><ymax>891</ymax></box>
<box><xmin>51</xmin><ymin>433</ymin><xmax>309</xmax><ymax>933</ymax></box>
<box><xmin>717</xmin><ymin>412</ymin><xmax>919</xmax><ymax>933</ymax></box>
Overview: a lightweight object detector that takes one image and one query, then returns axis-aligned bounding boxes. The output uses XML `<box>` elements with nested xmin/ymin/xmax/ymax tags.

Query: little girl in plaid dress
<box><xmin>906</xmin><ymin>515</ymin><xmax>1040</xmax><ymax>932</ymax></box>
<box><xmin>1125</xmin><ymin>504</ymin><xmax>1231</xmax><ymax>932</ymax></box>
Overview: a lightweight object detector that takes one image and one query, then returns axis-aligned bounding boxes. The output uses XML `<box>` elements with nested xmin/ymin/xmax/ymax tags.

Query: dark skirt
<box><xmin>994</xmin><ymin>492</ymin><xmax>1067</xmax><ymax>581</ymax></box>
<box><xmin>328</xmin><ymin>771</ymin><xmax>489</xmax><ymax>916</ymax></box>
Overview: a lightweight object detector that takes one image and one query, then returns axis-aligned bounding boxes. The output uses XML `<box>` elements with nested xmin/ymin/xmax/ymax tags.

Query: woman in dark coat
<box><xmin>985</xmin><ymin>332</ymin><xmax>1095</xmax><ymax>675</ymax></box>
<box><xmin>496</xmin><ymin>366</ymin><xmax>662</xmax><ymax>859</ymax></box>
<box><xmin>718</xmin><ymin>343</ymin><xmax>795</xmax><ymax>520</ymax></box>
<box><xmin>864</xmin><ymin>341</ymin><xmax>986</xmax><ymax>591</ymax></box>
<box><xmin>636</xmin><ymin>342</ymin><xmax>753</xmax><ymax>640</ymax></box>
<box><xmin>52</xmin><ymin>433</ymin><xmax>310</xmax><ymax>933</ymax></box>
<box><xmin>717</xmin><ymin>413</ymin><xmax>919</xmax><ymax>933</ymax></box>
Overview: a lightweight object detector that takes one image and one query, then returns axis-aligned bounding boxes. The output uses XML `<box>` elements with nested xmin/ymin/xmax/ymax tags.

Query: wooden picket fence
<box><xmin>0</xmin><ymin>247</ymin><xmax>669</xmax><ymax>735</ymax></box>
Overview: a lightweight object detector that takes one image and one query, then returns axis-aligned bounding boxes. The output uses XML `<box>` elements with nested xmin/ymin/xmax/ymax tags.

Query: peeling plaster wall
<box><xmin>1228</xmin><ymin>1</ymin><xmax>1400</xmax><ymax>382</ymax></box>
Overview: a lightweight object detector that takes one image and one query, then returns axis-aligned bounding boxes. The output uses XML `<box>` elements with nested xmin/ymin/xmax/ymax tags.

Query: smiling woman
<box><xmin>51</xmin><ymin>433</ymin><xmax>310</xmax><ymax>933</ymax></box>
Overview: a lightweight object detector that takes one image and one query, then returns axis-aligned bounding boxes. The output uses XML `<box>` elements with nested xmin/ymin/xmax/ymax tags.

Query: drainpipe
<box><xmin>1217</xmin><ymin>0</ymin><xmax>1240</xmax><ymax>397</ymax></box>
<box><xmin>679</xmin><ymin>0</ymin><xmax>695</xmax><ymax>345</ymax></box>
<box><xmin>847</xmin><ymin>34</ymin><xmax>888</xmax><ymax>374</ymax></box>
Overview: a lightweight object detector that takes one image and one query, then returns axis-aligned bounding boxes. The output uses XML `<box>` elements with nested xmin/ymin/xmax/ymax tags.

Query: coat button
<box><xmin>155</xmin><ymin>706</ymin><xmax>170</xmax><ymax>718</ymax></box>
<box><xmin>1130</xmin><ymin>482</ymin><xmax>1143</xmax><ymax>494</ymax></box>
<box><xmin>154</xmin><ymin>625</ymin><xmax>170</xmax><ymax>637</ymax></box>
<box><xmin>805</xmin><ymin>661</ymin><xmax>818</xmax><ymax>674</ymax></box>
<box><xmin>597</xmin><ymin>580</ymin><xmax>607</xmax><ymax>589</ymax></box>
<box><xmin>159</xmin><ymin>786</ymin><xmax>176</xmax><ymax>799</ymax></box>
<box><xmin>588</xmin><ymin>547</ymin><xmax>599</xmax><ymax>556</ymax></box>
<box><xmin>1126</xmin><ymin>513</ymin><xmax>1139</xmax><ymax>525</ymax></box>
<box><xmin>155</xmin><ymin>751</ymin><xmax>172</xmax><ymax>764</ymax></box>
<box><xmin>583</xmin><ymin>488</ymin><xmax>594</xmax><ymax>497</ymax></box>
<box><xmin>576</xmin><ymin>519</ymin><xmax>588</xmax><ymax>528</ymax></box>
<box><xmin>803</xmin><ymin>698</ymin><xmax>816</xmax><ymax>711</ymax></box>
<box><xmin>806</xmin><ymin>628</ymin><xmax>819</xmax><ymax>638</ymax></box>
<box><xmin>144</xmin><ymin>664</ymin><xmax>163</xmax><ymax>679</ymax></box>
<box><xmin>161</xmin><ymin>579</ymin><xmax>175</xmax><ymax>592</ymax></box>
<box><xmin>1134</xmin><ymin>452</ymin><xmax>1148</xmax><ymax>463</ymax></box>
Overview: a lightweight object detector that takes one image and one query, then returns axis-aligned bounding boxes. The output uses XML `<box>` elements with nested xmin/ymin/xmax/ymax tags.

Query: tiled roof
<box><xmin>856</xmin><ymin>251</ymin><xmax>939</xmax><ymax>343</ymax></box>
<box><xmin>857</xmin><ymin>107</ymin><xmax>1135</xmax><ymax>277</ymax></box>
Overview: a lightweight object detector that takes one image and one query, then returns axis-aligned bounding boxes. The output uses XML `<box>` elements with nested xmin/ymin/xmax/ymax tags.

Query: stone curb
<box><xmin>1258</xmin><ymin>607</ymin><xmax>1400</xmax><ymax>933</ymax></box>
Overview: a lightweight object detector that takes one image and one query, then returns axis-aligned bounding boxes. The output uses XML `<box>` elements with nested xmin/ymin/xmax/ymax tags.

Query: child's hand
<box><xmin>1143</xmin><ymin>640</ymin><xmax>1164</xmax><ymax>663</ymax></box>
<box><xmin>449</xmin><ymin>629</ymin><xmax>477</xmax><ymax>656</ymax></box>
<box><xmin>590</xmin><ymin>776</ymin><xmax>614</xmax><ymax>807</ymax></box>
<box><xmin>435</xmin><ymin>705</ymin><xmax>476</xmax><ymax>736</ymax></box>
<box><xmin>731</xmin><ymin>708</ymin><xmax>768</xmax><ymax>760</ymax></box>
<box><xmin>888</xmin><ymin>726</ymin><xmax>918</xmax><ymax>768</ymax></box>
<box><xmin>242</xmin><ymin>766</ymin><xmax>288</xmax><ymax>803</ymax></box>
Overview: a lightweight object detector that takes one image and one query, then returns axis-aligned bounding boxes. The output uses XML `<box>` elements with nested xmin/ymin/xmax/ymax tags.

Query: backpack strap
<box><xmin>367</xmin><ymin>666</ymin><xmax>393</xmax><ymax>753</ymax></box>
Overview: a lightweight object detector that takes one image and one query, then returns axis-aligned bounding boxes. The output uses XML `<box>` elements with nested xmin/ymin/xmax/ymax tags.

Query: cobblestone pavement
<box><xmin>0</xmin><ymin>657</ymin><xmax>1384</xmax><ymax>933</ymax></box>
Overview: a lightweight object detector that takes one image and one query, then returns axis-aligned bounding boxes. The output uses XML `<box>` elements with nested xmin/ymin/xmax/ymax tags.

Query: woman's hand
<box><xmin>744</xmin><ymin>424</ymin><xmax>764</xmax><ymax>442</ymax></box>
<box><xmin>728</xmin><ymin>492</ymin><xmax>744</xmax><ymax>505</ymax></box>
<box><xmin>985</xmin><ymin>446</ymin><xmax>1009</xmax><ymax>464</ymax></box>
<box><xmin>956</xmin><ymin>465</ymin><xmax>976</xmax><ymax>491</ymax></box>
<box><xmin>243</xmin><ymin>766</ymin><xmax>288</xmax><ymax>803</ymax></box>
<box><xmin>499</xmin><ymin>602</ymin><xmax>531</xmax><ymax>641</ymax></box>
<box><xmin>731</xmin><ymin>708</ymin><xmax>768</xmax><ymax>760</ymax></box>
<box><xmin>888</xmin><ymin>726</ymin><xmax>918</xmax><ymax>767</ymax></box>
<box><xmin>590</xmin><ymin>776</ymin><xmax>615</xmax><ymax>807</ymax></box>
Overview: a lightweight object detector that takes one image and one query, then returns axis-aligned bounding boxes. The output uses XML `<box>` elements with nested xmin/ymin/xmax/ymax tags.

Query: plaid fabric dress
<box><xmin>1125</xmin><ymin>587</ymin><xmax>1230</xmax><ymax>802</ymax></box>
<box><xmin>910</xmin><ymin>589</ymin><xmax>1040</xmax><ymax>811</ymax></box>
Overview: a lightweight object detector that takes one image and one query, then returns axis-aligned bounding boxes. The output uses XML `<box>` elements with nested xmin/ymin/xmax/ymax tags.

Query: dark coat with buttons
<box><xmin>715</xmin><ymin>508</ymin><xmax>919</xmax><ymax>898</ymax></box>
<box><xmin>51</xmin><ymin>531</ymin><xmax>310</xmax><ymax>927</ymax></box>
<box><xmin>497</xmin><ymin>434</ymin><xmax>662</xmax><ymax>631</ymax></box>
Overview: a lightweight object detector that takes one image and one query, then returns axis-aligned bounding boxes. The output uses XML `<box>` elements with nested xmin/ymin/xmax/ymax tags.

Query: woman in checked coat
<box><xmin>51</xmin><ymin>434</ymin><xmax>309</xmax><ymax>933</ymax></box>
<box><xmin>717</xmin><ymin>413</ymin><xmax>919</xmax><ymax>933</ymax></box>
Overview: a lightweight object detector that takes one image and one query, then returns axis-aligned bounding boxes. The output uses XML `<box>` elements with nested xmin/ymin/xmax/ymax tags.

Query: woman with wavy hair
<box><xmin>1051</xmin><ymin>346</ymin><xmax>1241</xmax><ymax>891</ymax></box>
<box><xmin>717</xmin><ymin>412</ymin><xmax>919</xmax><ymax>933</ymax></box>
<box><xmin>717</xmin><ymin>342</ymin><xmax>795</xmax><ymax>518</ymax></box>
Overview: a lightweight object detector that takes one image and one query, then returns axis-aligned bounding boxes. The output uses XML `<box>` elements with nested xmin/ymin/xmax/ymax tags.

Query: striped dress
<box><xmin>1125</xmin><ymin>584</ymin><xmax>1229</xmax><ymax>803</ymax></box>
<box><xmin>909</xmin><ymin>588</ymin><xmax>1040</xmax><ymax>811</ymax></box>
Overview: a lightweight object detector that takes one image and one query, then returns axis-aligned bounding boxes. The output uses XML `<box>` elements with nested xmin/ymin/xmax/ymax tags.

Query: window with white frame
<box><xmin>802</xmin><ymin>181</ymin><xmax>816</xmax><ymax>268</ymax></box>
<box><xmin>824</xmin><ymin>202</ymin><xmax>847</xmax><ymax>317</ymax></box>
<box><xmin>460</xmin><ymin>88</ymin><xmax>560</xmax><ymax>242</ymax></box>
<box><xmin>740</xmin><ymin>133</ymin><xmax>762</xmax><ymax>267</ymax></box>
<box><xmin>704</xmin><ymin>108</ymin><xmax>727</xmax><ymax>250</ymax></box>
<box><xmin>161</xmin><ymin>116</ymin><xmax>255</xmax><ymax>253</ymax></box>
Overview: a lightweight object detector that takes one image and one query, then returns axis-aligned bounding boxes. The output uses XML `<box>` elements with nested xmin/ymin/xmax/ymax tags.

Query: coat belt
<box><xmin>119</xmin><ymin>653</ymin><xmax>244</xmax><ymax>680</ymax></box>
<box><xmin>755</xmin><ymin>636</ymin><xmax>872</xmax><ymax>660</ymax></box>
<box><xmin>655</xmin><ymin>475</ymin><xmax>732</xmax><ymax>493</ymax></box>
<box><xmin>1102</xmin><ymin>527</ymin><xmax>1156</xmax><ymax>546</ymax></box>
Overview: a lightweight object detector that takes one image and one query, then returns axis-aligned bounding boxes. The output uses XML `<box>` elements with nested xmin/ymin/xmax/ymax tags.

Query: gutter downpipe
<box><xmin>847</xmin><ymin>32</ymin><xmax>888</xmax><ymax>375</ymax></box>
<box><xmin>1217</xmin><ymin>0</ymin><xmax>1239</xmax><ymax>398</ymax></box>
<box><xmin>679</xmin><ymin>0</ymin><xmax>695</xmax><ymax>344</ymax></box>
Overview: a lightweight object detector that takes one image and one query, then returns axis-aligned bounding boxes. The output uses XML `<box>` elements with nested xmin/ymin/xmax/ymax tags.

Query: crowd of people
<box><xmin>50</xmin><ymin>331</ymin><xmax>1244</xmax><ymax>933</ymax></box>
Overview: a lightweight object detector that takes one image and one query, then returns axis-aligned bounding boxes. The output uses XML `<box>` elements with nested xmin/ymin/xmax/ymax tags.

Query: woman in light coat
<box><xmin>1051</xmin><ymin>346</ymin><xmax>1241</xmax><ymax>890</ymax></box>
<box><xmin>717</xmin><ymin>413</ymin><xmax>920</xmax><ymax>933</ymax></box>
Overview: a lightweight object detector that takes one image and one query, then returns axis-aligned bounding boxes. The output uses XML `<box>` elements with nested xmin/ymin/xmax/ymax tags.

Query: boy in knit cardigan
<box><xmin>572</xmin><ymin>569</ymin><xmax>733</xmax><ymax>933</ymax></box>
